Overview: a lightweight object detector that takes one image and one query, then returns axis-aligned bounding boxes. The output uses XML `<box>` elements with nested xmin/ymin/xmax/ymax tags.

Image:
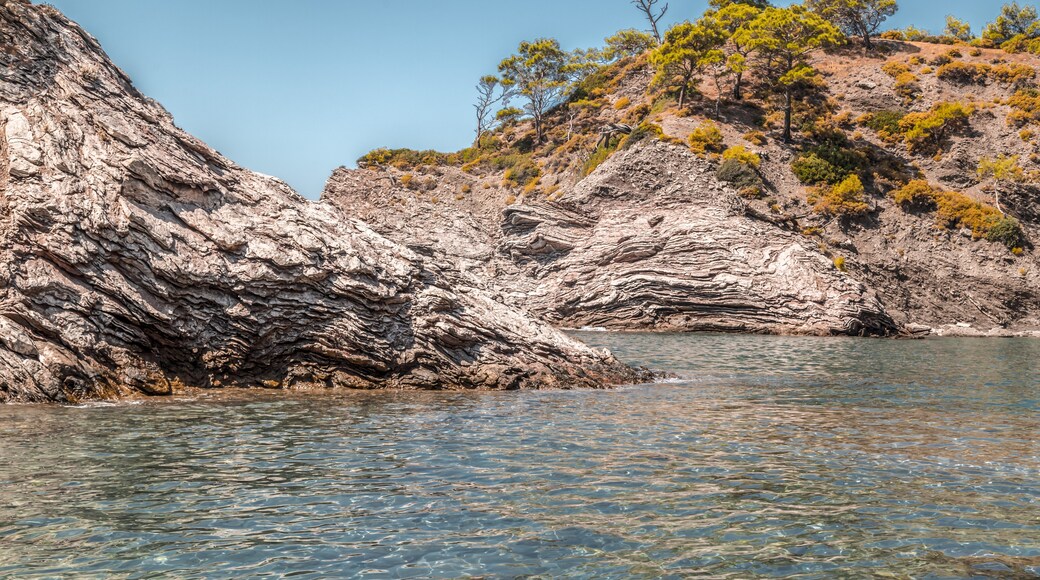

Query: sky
<box><xmin>39</xmin><ymin>0</ymin><xmax>1017</xmax><ymax>198</ymax></box>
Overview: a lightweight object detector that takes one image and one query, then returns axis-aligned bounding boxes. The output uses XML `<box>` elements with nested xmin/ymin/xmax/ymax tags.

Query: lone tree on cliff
<box><xmin>473</xmin><ymin>75</ymin><xmax>510</xmax><ymax>146</ymax></box>
<box><xmin>632</xmin><ymin>0</ymin><xmax>669</xmax><ymax>44</ymax></box>
<box><xmin>498</xmin><ymin>39</ymin><xmax>573</xmax><ymax>143</ymax></box>
<box><xmin>736</xmin><ymin>5</ymin><xmax>843</xmax><ymax>142</ymax></box>
<box><xmin>806</xmin><ymin>0</ymin><xmax>896</xmax><ymax>51</ymax></box>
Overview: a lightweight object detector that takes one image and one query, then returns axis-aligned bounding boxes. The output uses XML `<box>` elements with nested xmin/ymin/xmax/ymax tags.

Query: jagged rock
<box><xmin>0</xmin><ymin>1</ymin><xmax>642</xmax><ymax>403</ymax></box>
<box><xmin>325</xmin><ymin>143</ymin><xmax>896</xmax><ymax>336</ymax></box>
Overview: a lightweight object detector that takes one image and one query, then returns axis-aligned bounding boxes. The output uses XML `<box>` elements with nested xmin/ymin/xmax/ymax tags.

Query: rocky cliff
<box><xmin>0</xmin><ymin>1</ymin><xmax>643</xmax><ymax>403</ymax></box>
<box><xmin>324</xmin><ymin>42</ymin><xmax>1040</xmax><ymax>337</ymax></box>
<box><xmin>325</xmin><ymin>143</ymin><xmax>895</xmax><ymax>335</ymax></box>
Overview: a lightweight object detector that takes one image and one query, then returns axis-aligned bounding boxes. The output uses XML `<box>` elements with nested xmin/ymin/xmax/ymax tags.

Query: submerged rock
<box><xmin>0</xmin><ymin>1</ymin><xmax>641</xmax><ymax>403</ymax></box>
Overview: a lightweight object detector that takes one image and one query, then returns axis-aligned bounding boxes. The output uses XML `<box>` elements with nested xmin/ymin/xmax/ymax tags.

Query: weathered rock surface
<box><xmin>325</xmin><ymin>143</ymin><xmax>897</xmax><ymax>335</ymax></box>
<box><xmin>0</xmin><ymin>1</ymin><xmax>642</xmax><ymax>403</ymax></box>
<box><xmin>324</xmin><ymin>42</ymin><xmax>1040</xmax><ymax>337</ymax></box>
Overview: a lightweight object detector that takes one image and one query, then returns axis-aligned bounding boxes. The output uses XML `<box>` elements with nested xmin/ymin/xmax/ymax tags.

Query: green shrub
<box><xmin>978</xmin><ymin>155</ymin><xmax>1026</xmax><ymax>183</ymax></box>
<box><xmin>1007</xmin><ymin>89</ymin><xmax>1040</xmax><ymax>126</ymax></box>
<box><xmin>899</xmin><ymin>101</ymin><xmax>974</xmax><ymax>154</ymax></box>
<box><xmin>620</xmin><ymin>122</ymin><xmax>664</xmax><ymax>149</ymax></box>
<box><xmin>987</xmin><ymin>216</ymin><xmax>1026</xmax><ymax>249</ymax></box>
<box><xmin>717</xmin><ymin>158</ymin><xmax>762</xmax><ymax>191</ymax></box>
<box><xmin>793</xmin><ymin>153</ymin><xmax>846</xmax><ymax>185</ymax></box>
<box><xmin>489</xmin><ymin>153</ymin><xmax>541</xmax><ymax>185</ymax></box>
<box><xmin>991</xmin><ymin>63</ymin><xmax>1037</xmax><ymax>85</ymax></box>
<box><xmin>891</xmin><ymin>179</ymin><xmax>938</xmax><ymax>205</ymax></box>
<box><xmin>688</xmin><ymin>121</ymin><xmax>724</xmax><ymax>155</ymax></box>
<box><xmin>721</xmin><ymin>145</ymin><xmax>761</xmax><ymax>168</ymax></box>
<box><xmin>894</xmin><ymin>72</ymin><xmax>920</xmax><ymax>99</ymax></box>
<box><xmin>743</xmin><ymin>131</ymin><xmax>767</xmax><ymax>146</ymax></box>
<box><xmin>791</xmin><ymin>133</ymin><xmax>866</xmax><ymax>185</ymax></box>
<box><xmin>357</xmin><ymin>147</ymin><xmax>458</xmax><ymax>169</ymax></box>
<box><xmin>648</xmin><ymin>92</ymin><xmax>677</xmax><ymax>116</ymax></box>
<box><xmin>809</xmin><ymin>175</ymin><xmax>870</xmax><ymax>216</ymax></box>
<box><xmin>881</xmin><ymin>61</ymin><xmax>911</xmax><ymax>77</ymax></box>
<box><xmin>861</xmin><ymin>109</ymin><xmax>906</xmax><ymax>141</ymax></box>
<box><xmin>583</xmin><ymin>144</ymin><xmax>616</xmax><ymax>176</ymax></box>
<box><xmin>934</xmin><ymin>190</ymin><xmax>1000</xmax><ymax>236</ymax></box>
<box><xmin>936</xmin><ymin>61</ymin><xmax>991</xmax><ymax>84</ymax></box>
<box><xmin>888</xmin><ymin>180</ymin><xmax>1025</xmax><ymax>250</ymax></box>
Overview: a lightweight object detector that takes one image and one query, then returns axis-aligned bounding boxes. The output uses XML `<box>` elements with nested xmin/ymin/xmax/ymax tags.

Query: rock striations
<box><xmin>324</xmin><ymin>143</ymin><xmax>897</xmax><ymax>336</ymax></box>
<box><xmin>0</xmin><ymin>1</ymin><xmax>642</xmax><ymax>403</ymax></box>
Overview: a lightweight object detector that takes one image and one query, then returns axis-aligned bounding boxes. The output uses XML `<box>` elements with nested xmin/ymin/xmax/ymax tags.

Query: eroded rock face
<box><xmin>0</xmin><ymin>1</ymin><xmax>641</xmax><ymax>402</ymax></box>
<box><xmin>324</xmin><ymin>143</ymin><xmax>896</xmax><ymax>336</ymax></box>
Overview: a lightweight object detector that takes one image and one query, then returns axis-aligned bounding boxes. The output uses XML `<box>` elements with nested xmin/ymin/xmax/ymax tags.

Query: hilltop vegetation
<box><xmin>355</xmin><ymin>0</ymin><xmax>1040</xmax><ymax>255</ymax></box>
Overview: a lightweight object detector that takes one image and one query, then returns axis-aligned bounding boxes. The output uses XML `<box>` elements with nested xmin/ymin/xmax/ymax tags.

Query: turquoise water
<box><xmin>0</xmin><ymin>333</ymin><xmax>1038</xmax><ymax>578</ymax></box>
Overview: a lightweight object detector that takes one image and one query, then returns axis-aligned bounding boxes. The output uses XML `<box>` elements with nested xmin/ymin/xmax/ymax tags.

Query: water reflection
<box><xmin>0</xmin><ymin>335</ymin><xmax>1038</xmax><ymax>578</ymax></box>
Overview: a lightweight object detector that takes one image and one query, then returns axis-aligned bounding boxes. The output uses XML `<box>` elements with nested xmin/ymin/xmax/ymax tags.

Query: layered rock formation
<box><xmin>325</xmin><ymin>44</ymin><xmax>1040</xmax><ymax>338</ymax></box>
<box><xmin>0</xmin><ymin>1</ymin><xmax>642</xmax><ymax>403</ymax></box>
<box><xmin>325</xmin><ymin>143</ymin><xmax>896</xmax><ymax>335</ymax></box>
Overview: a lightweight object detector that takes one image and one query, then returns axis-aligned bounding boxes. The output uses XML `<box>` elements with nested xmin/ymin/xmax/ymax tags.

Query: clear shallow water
<box><xmin>0</xmin><ymin>334</ymin><xmax>1038</xmax><ymax>579</ymax></box>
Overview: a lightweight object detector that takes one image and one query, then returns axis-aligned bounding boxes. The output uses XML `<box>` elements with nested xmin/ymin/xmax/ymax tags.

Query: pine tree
<box><xmin>806</xmin><ymin>0</ymin><xmax>896</xmax><ymax>50</ymax></box>
<box><xmin>498</xmin><ymin>39</ymin><xmax>572</xmax><ymax>143</ymax></box>
<box><xmin>736</xmin><ymin>6</ymin><xmax>843</xmax><ymax>142</ymax></box>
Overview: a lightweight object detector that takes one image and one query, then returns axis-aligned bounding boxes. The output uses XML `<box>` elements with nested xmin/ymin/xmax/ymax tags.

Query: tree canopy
<box><xmin>983</xmin><ymin>2</ymin><xmax>1040</xmax><ymax>46</ymax></box>
<box><xmin>603</xmin><ymin>29</ymin><xmax>657</xmax><ymax>61</ymax></box>
<box><xmin>498</xmin><ymin>39</ymin><xmax>576</xmax><ymax>143</ymax></box>
<box><xmin>736</xmin><ymin>5</ymin><xmax>844</xmax><ymax>141</ymax></box>
<box><xmin>650</xmin><ymin>21</ymin><xmax>726</xmax><ymax>109</ymax></box>
<box><xmin>944</xmin><ymin>16</ymin><xmax>973</xmax><ymax>42</ymax></box>
<box><xmin>704</xmin><ymin>1</ymin><xmax>764</xmax><ymax>99</ymax></box>
<box><xmin>805</xmin><ymin>0</ymin><xmax>896</xmax><ymax>50</ymax></box>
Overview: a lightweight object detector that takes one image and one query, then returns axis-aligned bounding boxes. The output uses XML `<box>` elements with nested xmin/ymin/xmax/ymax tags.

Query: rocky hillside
<box><xmin>0</xmin><ymin>1</ymin><xmax>644</xmax><ymax>403</ymax></box>
<box><xmin>325</xmin><ymin>41</ymin><xmax>1040</xmax><ymax>337</ymax></box>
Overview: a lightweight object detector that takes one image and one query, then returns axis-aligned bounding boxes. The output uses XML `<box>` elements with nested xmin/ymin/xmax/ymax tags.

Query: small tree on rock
<box><xmin>978</xmin><ymin>154</ymin><xmax>1026</xmax><ymax>214</ymax></box>
<box><xmin>499</xmin><ymin>39</ymin><xmax>573</xmax><ymax>143</ymax></box>
<box><xmin>473</xmin><ymin>75</ymin><xmax>511</xmax><ymax>146</ymax></box>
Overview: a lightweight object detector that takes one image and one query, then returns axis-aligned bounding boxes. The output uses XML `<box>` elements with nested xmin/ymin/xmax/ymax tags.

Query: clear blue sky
<box><xmin>39</xmin><ymin>0</ymin><xmax>1015</xmax><ymax>198</ymax></box>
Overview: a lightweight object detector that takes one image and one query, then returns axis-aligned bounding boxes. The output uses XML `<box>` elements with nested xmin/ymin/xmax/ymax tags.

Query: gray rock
<box><xmin>0</xmin><ymin>2</ymin><xmax>641</xmax><ymax>403</ymax></box>
<box><xmin>325</xmin><ymin>145</ymin><xmax>896</xmax><ymax>336</ymax></box>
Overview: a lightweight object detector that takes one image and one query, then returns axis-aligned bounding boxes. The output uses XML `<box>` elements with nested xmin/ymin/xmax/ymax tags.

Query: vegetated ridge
<box><xmin>325</xmin><ymin>0</ymin><xmax>1040</xmax><ymax>337</ymax></box>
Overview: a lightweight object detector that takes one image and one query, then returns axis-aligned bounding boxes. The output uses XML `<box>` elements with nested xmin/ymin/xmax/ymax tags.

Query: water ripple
<box><xmin>0</xmin><ymin>334</ymin><xmax>1038</xmax><ymax>578</ymax></box>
